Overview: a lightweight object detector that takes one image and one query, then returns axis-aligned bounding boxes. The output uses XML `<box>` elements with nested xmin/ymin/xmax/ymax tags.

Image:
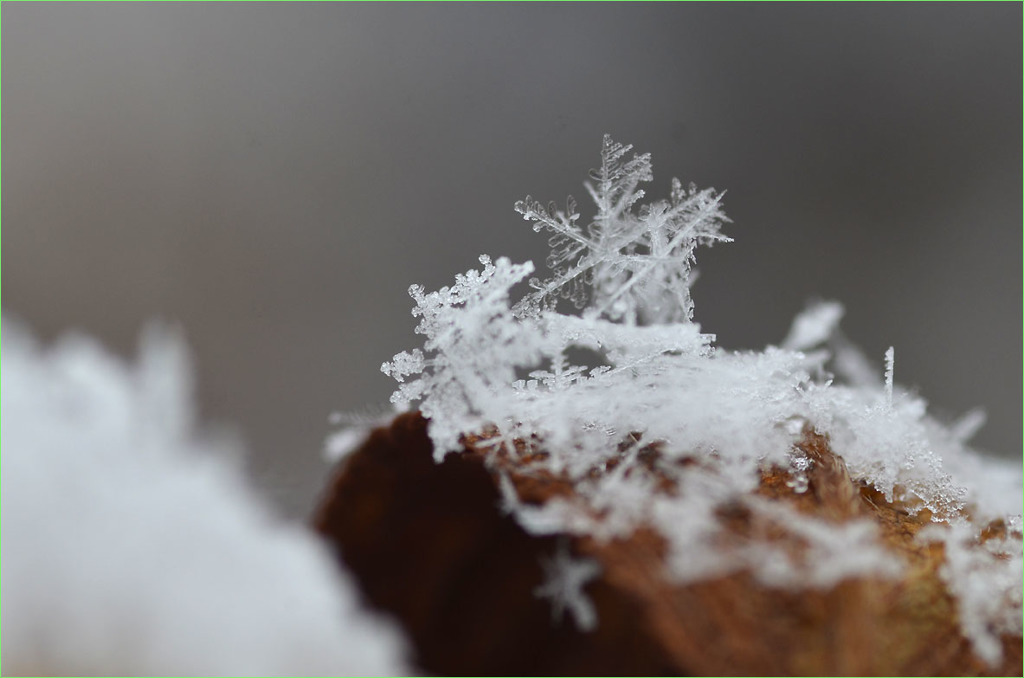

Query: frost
<box><xmin>533</xmin><ymin>541</ymin><xmax>601</xmax><ymax>632</ymax></box>
<box><xmin>381</xmin><ymin>137</ymin><xmax>1022</xmax><ymax>661</ymax></box>
<box><xmin>2</xmin><ymin>319</ymin><xmax>407</xmax><ymax>676</ymax></box>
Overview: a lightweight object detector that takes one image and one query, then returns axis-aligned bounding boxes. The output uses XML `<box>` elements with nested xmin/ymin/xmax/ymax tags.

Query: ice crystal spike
<box><xmin>884</xmin><ymin>346</ymin><xmax>895</xmax><ymax>405</ymax></box>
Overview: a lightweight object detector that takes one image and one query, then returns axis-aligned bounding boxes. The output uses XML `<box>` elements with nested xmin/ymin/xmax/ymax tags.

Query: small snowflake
<box><xmin>533</xmin><ymin>540</ymin><xmax>601</xmax><ymax>632</ymax></box>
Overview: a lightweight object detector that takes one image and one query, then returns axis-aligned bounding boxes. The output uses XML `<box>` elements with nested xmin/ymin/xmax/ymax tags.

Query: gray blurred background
<box><xmin>4</xmin><ymin>3</ymin><xmax>1020</xmax><ymax>518</ymax></box>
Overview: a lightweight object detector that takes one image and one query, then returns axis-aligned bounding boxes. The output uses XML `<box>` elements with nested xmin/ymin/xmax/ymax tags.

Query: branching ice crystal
<box><xmin>514</xmin><ymin>135</ymin><xmax>731</xmax><ymax>324</ymax></box>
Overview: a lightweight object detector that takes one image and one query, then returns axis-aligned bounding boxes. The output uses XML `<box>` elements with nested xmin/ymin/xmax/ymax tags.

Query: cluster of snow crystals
<box><xmin>3</xmin><ymin>319</ymin><xmax>407</xmax><ymax>676</ymax></box>
<box><xmin>920</xmin><ymin>519</ymin><xmax>1023</xmax><ymax>666</ymax></box>
<box><xmin>381</xmin><ymin>137</ymin><xmax>1022</xmax><ymax>662</ymax></box>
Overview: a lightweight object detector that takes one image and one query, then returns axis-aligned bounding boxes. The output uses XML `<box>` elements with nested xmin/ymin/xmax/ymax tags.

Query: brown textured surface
<box><xmin>312</xmin><ymin>412</ymin><xmax>676</xmax><ymax>675</ymax></box>
<box><xmin>313</xmin><ymin>412</ymin><xmax>1022</xmax><ymax>676</ymax></box>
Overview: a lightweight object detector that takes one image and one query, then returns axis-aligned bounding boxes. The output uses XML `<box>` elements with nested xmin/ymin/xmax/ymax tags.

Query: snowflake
<box><xmin>514</xmin><ymin>134</ymin><xmax>731</xmax><ymax>324</ymax></box>
<box><xmin>533</xmin><ymin>541</ymin><xmax>601</xmax><ymax>632</ymax></box>
<box><xmin>382</xmin><ymin>255</ymin><xmax>538</xmax><ymax>457</ymax></box>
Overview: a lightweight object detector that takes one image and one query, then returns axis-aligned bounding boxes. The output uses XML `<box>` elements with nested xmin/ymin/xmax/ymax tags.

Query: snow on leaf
<box><xmin>381</xmin><ymin>137</ymin><xmax>1022</xmax><ymax>658</ymax></box>
<box><xmin>920</xmin><ymin>520</ymin><xmax>1023</xmax><ymax>665</ymax></box>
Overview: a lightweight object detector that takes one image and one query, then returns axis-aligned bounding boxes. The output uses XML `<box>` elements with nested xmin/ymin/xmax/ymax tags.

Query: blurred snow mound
<box><xmin>1</xmin><ymin>318</ymin><xmax>407</xmax><ymax>676</ymax></box>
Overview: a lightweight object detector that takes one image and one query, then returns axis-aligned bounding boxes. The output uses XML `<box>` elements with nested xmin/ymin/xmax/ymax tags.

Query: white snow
<box><xmin>920</xmin><ymin>519</ymin><xmax>1023</xmax><ymax>665</ymax></box>
<box><xmin>2</xmin><ymin>319</ymin><xmax>408</xmax><ymax>676</ymax></box>
<box><xmin>381</xmin><ymin>137</ymin><xmax>1022</xmax><ymax>663</ymax></box>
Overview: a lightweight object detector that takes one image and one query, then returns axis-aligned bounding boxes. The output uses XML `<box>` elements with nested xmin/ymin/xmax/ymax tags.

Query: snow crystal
<box><xmin>2</xmin><ymin>319</ymin><xmax>407</xmax><ymax>676</ymax></box>
<box><xmin>781</xmin><ymin>300</ymin><xmax>844</xmax><ymax>352</ymax></box>
<box><xmin>514</xmin><ymin>135</ymin><xmax>731</xmax><ymax>324</ymax></box>
<box><xmin>884</xmin><ymin>346</ymin><xmax>895</xmax><ymax>405</ymax></box>
<box><xmin>533</xmin><ymin>540</ymin><xmax>601</xmax><ymax>632</ymax></box>
<box><xmin>381</xmin><ymin>137</ymin><xmax>1022</xmax><ymax>663</ymax></box>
